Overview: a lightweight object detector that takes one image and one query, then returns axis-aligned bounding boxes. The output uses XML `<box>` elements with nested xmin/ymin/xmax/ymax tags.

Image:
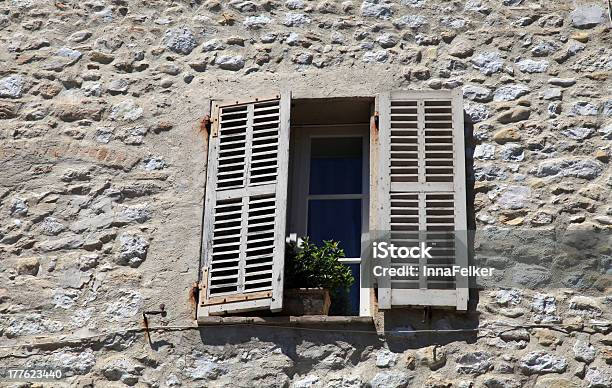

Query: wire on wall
<box><xmin>0</xmin><ymin>320</ymin><xmax>609</xmax><ymax>353</ymax></box>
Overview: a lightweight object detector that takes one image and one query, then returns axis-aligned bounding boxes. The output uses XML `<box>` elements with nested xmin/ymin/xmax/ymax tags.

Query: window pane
<box><xmin>309</xmin><ymin>137</ymin><xmax>362</xmax><ymax>195</ymax></box>
<box><xmin>329</xmin><ymin>263</ymin><xmax>360</xmax><ymax>316</ymax></box>
<box><xmin>307</xmin><ymin>199</ymin><xmax>361</xmax><ymax>258</ymax></box>
<box><xmin>346</xmin><ymin>263</ymin><xmax>360</xmax><ymax>315</ymax></box>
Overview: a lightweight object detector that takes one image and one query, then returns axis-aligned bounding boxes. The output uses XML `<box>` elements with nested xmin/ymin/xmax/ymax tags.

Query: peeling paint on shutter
<box><xmin>198</xmin><ymin>92</ymin><xmax>290</xmax><ymax>318</ymax></box>
<box><xmin>377</xmin><ymin>89</ymin><xmax>468</xmax><ymax>311</ymax></box>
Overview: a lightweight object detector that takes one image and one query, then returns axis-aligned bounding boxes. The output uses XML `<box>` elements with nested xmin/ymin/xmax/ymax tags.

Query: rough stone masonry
<box><xmin>0</xmin><ymin>0</ymin><xmax>611</xmax><ymax>387</ymax></box>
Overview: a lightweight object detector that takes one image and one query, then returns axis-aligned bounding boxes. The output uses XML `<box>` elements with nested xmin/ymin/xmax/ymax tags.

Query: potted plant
<box><xmin>283</xmin><ymin>237</ymin><xmax>355</xmax><ymax>315</ymax></box>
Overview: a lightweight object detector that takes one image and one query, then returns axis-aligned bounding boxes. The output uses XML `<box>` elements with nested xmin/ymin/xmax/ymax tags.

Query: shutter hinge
<box><xmin>372</xmin><ymin>112</ymin><xmax>380</xmax><ymax>131</ymax></box>
<box><xmin>200</xmin><ymin>115</ymin><xmax>214</xmax><ymax>137</ymax></box>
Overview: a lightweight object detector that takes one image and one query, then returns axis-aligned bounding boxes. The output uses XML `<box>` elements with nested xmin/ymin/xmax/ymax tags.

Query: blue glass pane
<box><xmin>329</xmin><ymin>263</ymin><xmax>360</xmax><ymax>316</ymax></box>
<box><xmin>307</xmin><ymin>199</ymin><xmax>361</xmax><ymax>258</ymax></box>
<box><xmin>309</xmin><ymin>137</ymin><xmax>362</xmax><ymax>195</ymax></box>
<box><xmin>347</xmin><ymin>263</ymin><xmax>360</xmax><ymax>315</ymax></box>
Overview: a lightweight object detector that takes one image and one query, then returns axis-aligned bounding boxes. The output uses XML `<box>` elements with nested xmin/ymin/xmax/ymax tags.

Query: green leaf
<box><xmin>284</xmin><ymin>237</ymin><xmax>355</xmax><ymax>290</ymax></box>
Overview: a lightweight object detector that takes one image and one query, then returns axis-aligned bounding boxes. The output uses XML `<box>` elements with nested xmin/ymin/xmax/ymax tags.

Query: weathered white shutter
<box><xmin>376</xmin><ymin>89</ymin><xmax>468</xmax><ymax>311</ymax></box>
<box><xmin>198</xmin><ymin>92</ymin><xmax>290</xmax><ymax>318</ymax></box>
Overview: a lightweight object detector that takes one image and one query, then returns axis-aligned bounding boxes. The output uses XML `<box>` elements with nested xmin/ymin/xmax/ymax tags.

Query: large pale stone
<box><xmin>0</xmin><ymin>75</ymin><xmax>24</xmax><ymax>98</ymax></box>
<box><xmin>519</xmin><ymin>352</ymin><xmax>567</xmax><ymax>375</ymax></box>
<box><xmin>370</xmin><ymin>371</ymin><xmax>413</xmax><ymax>388</ymax></box>
<box><xmin>474</xmin><ymin>144</ymin><xmax>495</xmax><ymax>160</ymax></box>
<box><xmin>376</xmin><ymin>349</ymin><xmax>398</xmax><ymax>368</ymax></box>
<box><xmin>463</xmin><ymin>85</ymin><xmax>493</xmax><ymax>102</ymax></box>
<box><xmin>361</xmin><ymin>0</ymin><xmax>392</xmax><ymax>20</ymax></box>
<box><xmin>497</xmin><ymin>186</ymin><xmax>530</xmax><ymax>209</ymax></box>
<box><xmin>456</xmin><ymin>352</ymin><xmax>492</xmax><ymax>375</ymax></box>
<box><xmin>516</xmin><ymin>59</ymin><xmax>549</xmax><ymax>73</ymax></box>
<box><xmin>531</xmin><ymin>159</ymin><xmax>603</xmax><ymax>180</ymax></box>
<box><xmin>104</xmin><ymin>289</ymin><xmax>143</xmax><ymax>320</ymax></box>
<box><xmin>109</xmin><ymin>100</ymin><xmax>143</xmax><ymax>121</ymax></box>
<box><xmin>494</xmin><ymin>85</ymin><xmax>530</xmax><ymax>101</ymax></box>
<box><xmin>115</xmin><ymin>234</ymin><xmax>149</xmax><ymax>267</ymax></box>
<box><xmin>163</xmin><ymin>27</ymin><xmax>197</xmax><ymax>54</ymax></box>
<box><xmin>244</xmin><ymin>15</ymin><xmax>271</xmax><ymax>29</ymax></box>
<box><xmin>216</xmin><ymin>55</ymin><xmax>245</xmax><ymax>71</ymax></box>
<box><xmin>465</xmin><ymin>102</ymin><xmax>490</xmax><ymax>123</ymax></box>
<box><xmin>570</xmin><ymin>5</ymin><xmax>606</xmax><ymax>29</ymax></box>
<box><xmin>393</xmin><ymin>15</ymin><xmax>427</xmax><ymax>29</ymax></box>
<box><xmin>569</xmin><ymin>296</ymin><xmax>603</xmax><ymax>317</ymax></box>
<box><xmin>585</xmin><ymin>366</ymin><xmax>612</xmax><ymax>388</ymax></box>
<box><xmin>573</xmin><ymin>334</ymin><xmax>597</xmax><ymax>363</ymax></box>
<box><xmin>283</xmin><ymin>12</ymin><xmax>311</xmax><ymax>26</ymax></box>
<box><xmin>471</xmin><ymin>52</ymin><xmax>503</xmax><ymax>75</ymax></box>
<box><xmin>532</xmin><ymin>294</ymin><xmax>556</xmax><ymax>314</ymax></box>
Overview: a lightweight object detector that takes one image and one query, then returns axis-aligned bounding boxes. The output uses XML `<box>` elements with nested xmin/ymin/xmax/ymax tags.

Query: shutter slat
<box><xmin>247</xmin><ymin>236</ymin><xmax>276</xmax><ymax>244</ymax></box>
<box><xmin>252</xmin><ymin>142</ymin><xmax>278</xmax><ymax>149</ymax></box>
<box><xmin>212</xmin><ymin>240</ymin><xmax>242</xmax><ymax>249</ymax></box>
<box><xmin>254</xmin><ymin>106</ymin><xmax>279</xmax><ymax>113</ymax></box>
<box><xmin>252</xmin><ymin>134</ymin><xmax>279</xmax><ymax>143</ymax></box>
<box><xmin>244</xmin><ymin>269</ymin><xmax>274</xmax><ymax>277</ymax></box>
<box><xmin>210</xmin><ymin>258</ymin><xmax>241</xmax><ymax>265</ymax></box>
<box><xmin>211</xmin><ymin>274</ymin><xmax>241</xmax><ymax>281</ymax></box>
<box><xmin>220</xmin><ymin>138</ymin><xmax>249</xmax><ymax>147</ymax></box>
<box><xmin>253</xmin><ymin>119</ymin><xmax>280</xmax><ymax>127</ymax></box>
<box><xmin>253</xmin><ymin>112</ymin><xmax>281</xmax><ymax>120</ymax></box>
<box><xmin>219</xmin><ymin>147</ymin><xmax>246</xmax><ymax>154</ymax></box>
<box><xmin>250</xmin><ymin>165</ymin><xmax>278</xmax><ymax>173</ymax></box>
<box><xmin>243</xmin><ymin>252</ymin><xmax>274</xmax><ymax>261</ymax></box>
<box><xmin>220</xmin><ymin>117</ymin><xmax>248</xmax><ymax>125</ymax></box>
<box><xmin>210</xmin><ymin>266</ymin><xmax>239</xmax><ymax>273</ymax></box>
<box><xmin>213</xmin><ymin>225</ymin><xmax>242</xmax><ymax>233</ymax></box>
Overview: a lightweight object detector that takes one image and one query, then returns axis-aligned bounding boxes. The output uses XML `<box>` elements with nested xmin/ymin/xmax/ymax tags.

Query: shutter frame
<box><xmin>198</xmin><ymin>92</ymin><xmax>291</xmax><ymax>319</ymax></box>
<box><xmin>375</xmin><ymin>89</ymin><xmax>468</xmax><ymax>311</ymax></box>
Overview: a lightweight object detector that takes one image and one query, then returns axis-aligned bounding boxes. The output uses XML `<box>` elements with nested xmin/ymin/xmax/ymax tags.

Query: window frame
<box><xmin>288</xmin><ymin>124</ymin><xmax>372</xmax><ymax>316</ymax></box>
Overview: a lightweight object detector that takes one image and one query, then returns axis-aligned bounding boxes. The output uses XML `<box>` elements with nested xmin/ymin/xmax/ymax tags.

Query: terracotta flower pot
<box><xmin>283</xmin><ymin>288</ymin><xmax>331</xmax><ymax>315</ymax></box>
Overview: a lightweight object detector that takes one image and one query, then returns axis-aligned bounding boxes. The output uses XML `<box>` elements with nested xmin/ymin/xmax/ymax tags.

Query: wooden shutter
<box><xmin>198</xmin><ymin>92</ymin><xmax>290</xmax><ymax>317</ymax></box>
<box><xmin>376</xmin><ymin>89</ymin><xmax>468</xmax><ymax>311</ymax></box>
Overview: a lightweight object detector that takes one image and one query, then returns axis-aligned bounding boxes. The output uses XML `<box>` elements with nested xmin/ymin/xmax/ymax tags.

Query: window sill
<box><xmin>198</xmin><ymin>315</ymin><xmax>374</xmax><ymax>326</ymax></box>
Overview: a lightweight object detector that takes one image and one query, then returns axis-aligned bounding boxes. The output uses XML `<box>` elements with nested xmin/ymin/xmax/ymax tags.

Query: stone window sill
<box><xmin>198</xmin><ymin>315</ymin><xmax>374</xmax><ymax>326</ymax></box>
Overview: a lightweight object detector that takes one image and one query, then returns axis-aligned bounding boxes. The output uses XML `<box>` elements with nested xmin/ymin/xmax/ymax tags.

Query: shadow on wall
<box><xmin>464</xmin><ymin>111</ymin><xmax>480</xmax><ymax>311</ymax></box>
<box><xmin>197</xmin><ymin>322</ymin><xmax>382</xmax><ymax>372</ymax></box>
<box><xmin>193</xmin><ymin>311</ymin><xmax>479</xmax><ymax>359</ymax></box>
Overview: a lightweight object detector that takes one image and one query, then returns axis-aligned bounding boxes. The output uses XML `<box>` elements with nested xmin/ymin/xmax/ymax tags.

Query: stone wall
<box><xmin>0</xmin><ymin>0</ymin><xmax>610</xmax><ymax>387</ymax></box>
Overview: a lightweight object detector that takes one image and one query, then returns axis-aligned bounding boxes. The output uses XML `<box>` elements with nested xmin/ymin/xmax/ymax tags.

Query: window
<box><xmin>288</xmin><ymin>98</ymin><xmax>372</xmax><ymax>316</ymax></box>
<box><xmin>197</xmin><ymin>90</ymin><xmax>467</xmax><ymax>320</ymax></box>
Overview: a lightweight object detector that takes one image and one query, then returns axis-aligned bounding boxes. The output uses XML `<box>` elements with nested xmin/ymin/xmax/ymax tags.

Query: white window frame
<box><xmin>288</xmin><ymin>124</ymin><xmax>371</xmax><ymax>316</ymax></box>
